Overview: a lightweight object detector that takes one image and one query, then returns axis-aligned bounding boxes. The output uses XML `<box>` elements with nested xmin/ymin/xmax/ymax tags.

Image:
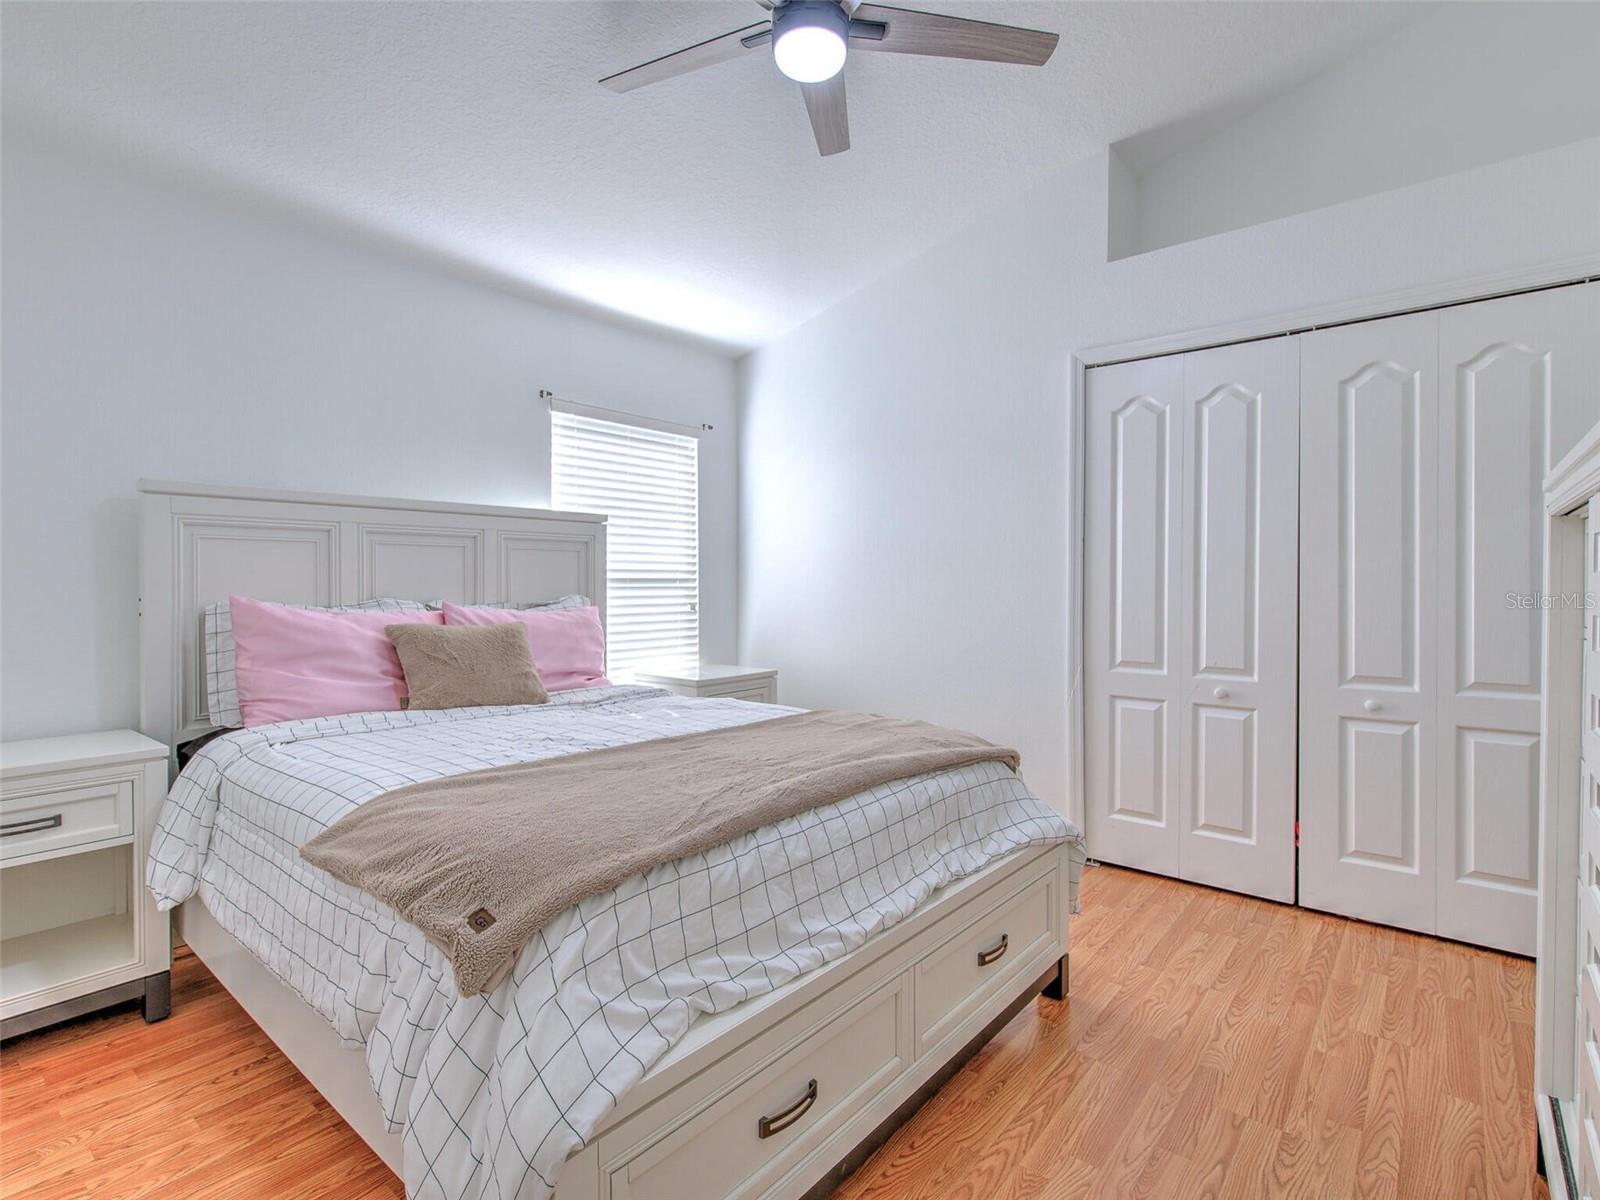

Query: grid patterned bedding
<box><xmin>148</xmin><ymin>685</ymin><xmax>1081</xmax><ymax>1200</ymax></box>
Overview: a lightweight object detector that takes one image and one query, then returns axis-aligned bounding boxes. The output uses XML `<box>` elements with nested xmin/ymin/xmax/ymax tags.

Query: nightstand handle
<box><xmin>0</xmin><ymin>814</ymin><xmax>64</xmax><ymax>838</ymax></box>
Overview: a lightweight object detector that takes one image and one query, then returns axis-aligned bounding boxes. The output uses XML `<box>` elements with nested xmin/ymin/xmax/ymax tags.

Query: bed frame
<box><xmin>138</xmin><ymin>479</ymin><xmax>1072</xmax><ymax>1200</ymax></box>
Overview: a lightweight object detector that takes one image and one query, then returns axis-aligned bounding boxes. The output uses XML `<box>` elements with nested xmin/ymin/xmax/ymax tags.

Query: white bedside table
<box><xmin>632</xmin><ymin>664</ymin><xmax>779</xmax><ymax>705</ymax></box>
<box><xmin>1</xmin><ymin>731</ymin><xmax>172</xmax><ymax>1039</ymax></box>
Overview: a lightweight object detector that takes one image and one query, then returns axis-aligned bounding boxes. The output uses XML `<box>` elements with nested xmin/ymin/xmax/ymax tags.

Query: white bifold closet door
<box><xmin>1436</xmin><ymin>287</ymin><xmax>1597</xmax><ymax>951</ymax></box>
<box><xmin>1299</xmin><ymin>284</ymin><xmax>1600</xmax><ymax>954</ymax></box>
<box><xmin>1298</xmin><ymin>312</ymin><xmax>1440</xmax><ymax>935</ymax></box>
<box><xmin>1085</xmin><ymin>338</ymin><xmax>1298</xmax><ymax>902</ymax></box>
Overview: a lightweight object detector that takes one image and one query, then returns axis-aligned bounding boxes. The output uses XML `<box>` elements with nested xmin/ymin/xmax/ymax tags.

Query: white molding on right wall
<box><xmin>1547</xmin><ymin>420</ymin><xmax>1600</xmax><ymax>519</ymax></box>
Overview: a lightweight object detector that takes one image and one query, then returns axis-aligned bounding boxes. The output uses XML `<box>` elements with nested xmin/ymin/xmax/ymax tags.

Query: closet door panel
<box><xmin>1299</xmin><ymin>313</ymin><xmax>1439</xmax><ymax>934</ymax></box>
<box><xmin>1436</xmin><ymin>284</ymin><xmax>1600</xmax><ymax>953</ymax></box>
<box><xmin>1176</xmin><ymin>339</ymin><xmax>1299</xmax><ymax>902</ymax></box>
<box><xmin>1084</xmin><ymin>357</ymin><xmax>1185</xmax><ymax>876</ymax></box>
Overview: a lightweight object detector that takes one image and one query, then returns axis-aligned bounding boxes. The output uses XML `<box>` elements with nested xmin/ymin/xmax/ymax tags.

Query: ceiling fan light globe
<box><xmin>773</xmin><ymin>25</ymin><xmax>847</xmax><ymax>83</ymax></box>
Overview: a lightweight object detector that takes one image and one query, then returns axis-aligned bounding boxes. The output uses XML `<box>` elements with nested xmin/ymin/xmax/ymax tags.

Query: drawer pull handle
<box><xmin>0</xmin><ymin>814</ymin><xmax>64</xmax><ymax>838</ymax></box>
<box><xmin>758</xmin><ymin>1078</ymin><xmax>818</xmax><ymax>1139</ymax></box>
<box><xmin>977</xmin><ymin>934</ymin><xmax>1009</xmax><ymax>967</ymax></box>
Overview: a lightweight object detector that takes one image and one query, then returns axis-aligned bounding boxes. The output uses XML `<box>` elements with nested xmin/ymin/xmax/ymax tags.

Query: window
<box><xmin>551</xmin><ymin>403</ymin><xmax>699</xmax><ymax>676</ymax></box>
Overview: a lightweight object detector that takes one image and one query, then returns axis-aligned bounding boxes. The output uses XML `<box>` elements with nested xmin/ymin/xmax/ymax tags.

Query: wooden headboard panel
<box><xmin>138</xmin><ymin>480</ymin><xmax>606</xmax><ymax>747</ymax></box>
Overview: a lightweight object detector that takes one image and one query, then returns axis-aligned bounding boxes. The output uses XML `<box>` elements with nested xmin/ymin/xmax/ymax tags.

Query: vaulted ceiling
<box><xmin>2</xmin><ymin>1</ymin><xmax>1420</xmax><ymax>349</ymax></box>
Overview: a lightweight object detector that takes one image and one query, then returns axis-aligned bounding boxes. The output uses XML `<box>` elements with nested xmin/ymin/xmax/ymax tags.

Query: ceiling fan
<box><xmin>599</xmin><ymin>1</ymin><xmax>1059</xmax><ymax>157</ymax></box>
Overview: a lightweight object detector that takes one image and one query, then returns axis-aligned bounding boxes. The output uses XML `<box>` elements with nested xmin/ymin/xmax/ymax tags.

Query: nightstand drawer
<box><xmin>719</xmin><ymin>684</ymin><xmax>778</xmax><ymax>705</ymax></box>
<box><xmin>633</xmin><ymin>665</ymin><xmax>778</xmax><ymax>706</ymax></box>
<box><xmin>0</xmin><ymin>780</ymin><xmax>135</xmax><ymax>864</ymax></box>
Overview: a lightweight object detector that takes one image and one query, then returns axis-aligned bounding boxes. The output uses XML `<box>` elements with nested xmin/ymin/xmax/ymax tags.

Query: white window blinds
<box><xmin>551</xmin><ymin>406</ymin><xmax>700</xmax><ymax>676</ymax></box>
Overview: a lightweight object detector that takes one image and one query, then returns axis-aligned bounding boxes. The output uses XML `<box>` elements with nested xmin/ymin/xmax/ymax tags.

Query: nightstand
<box><xmin>632</xmin><ymin>664</ymin><xmax>779</xmax><ymax>705</ymax></box>
<box><xmin>1</xmin><ymin>731</ymin><xmax>172</xmax><ymax>1039</ymax></box>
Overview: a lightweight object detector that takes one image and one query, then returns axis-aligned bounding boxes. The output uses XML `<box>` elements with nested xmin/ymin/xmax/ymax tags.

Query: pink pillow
<box><xmin>229</xmin><ymin>596</ymin><xmax>443</xmax><ymax>726</ymax></box>
<box><xmin>441</xmin><ymin>602</ymin><xmax>610</xmax><ymax>692</ymax></box>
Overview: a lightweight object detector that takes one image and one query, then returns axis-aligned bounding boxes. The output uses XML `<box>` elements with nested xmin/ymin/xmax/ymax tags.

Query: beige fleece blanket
<box><xmin>300</xmin><ymin>709</ymin><xmax>1020</xmax><ymax>996</ymax></box>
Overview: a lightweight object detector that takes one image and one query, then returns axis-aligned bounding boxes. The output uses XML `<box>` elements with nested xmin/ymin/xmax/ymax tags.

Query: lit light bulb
<box><xmin>771</xmin><ymin>3</ymin><xmax>849</xmax><ymax>84</ymax></box>
<box><xmin>773</xmin><ymin>24</ymin><xmax>847</xmax><ymax>83</ymax></box>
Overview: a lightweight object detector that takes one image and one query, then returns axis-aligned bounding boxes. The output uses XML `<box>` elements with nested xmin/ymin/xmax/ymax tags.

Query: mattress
<box><xmin>147</xmin><ymin>684</ymin><xmax>1081</xmax><ymax>1200</ymax></box>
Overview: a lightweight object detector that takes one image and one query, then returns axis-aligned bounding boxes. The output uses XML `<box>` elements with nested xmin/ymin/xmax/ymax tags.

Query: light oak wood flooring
<box><xmin>0</xmin><ymin>866</ymin><xmax>1545</xmax><ymax>1199</ymax></box>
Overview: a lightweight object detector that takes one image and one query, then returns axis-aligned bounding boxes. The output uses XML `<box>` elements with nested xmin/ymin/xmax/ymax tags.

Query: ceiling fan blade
<box><xmin>600</xmin><ymin>21</ymin><xmax>771</xmax><ymax>92</ymax></box>
<box><xmin>850</xmin><ymin>4</ymin><xmax>1058</xmax><ymax>66</ymax></box>
<box><xmin>801</xmin><ymin>75</ymin><xmax>850</xmax><ymax>156</ymax></box>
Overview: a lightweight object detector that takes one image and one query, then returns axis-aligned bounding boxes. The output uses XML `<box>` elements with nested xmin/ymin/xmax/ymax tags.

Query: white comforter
<box><xmin>147</xmin><ymin>685</ymin><xmax>1079</xmax><ymax>1200</ymax></box>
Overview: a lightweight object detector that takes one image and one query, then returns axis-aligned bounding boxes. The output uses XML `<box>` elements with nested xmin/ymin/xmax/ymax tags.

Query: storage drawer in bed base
<box><xmin>560</xmin><ymin>844</ymin><xmax>1073</xmax><ymax>1200</ymax></box>
<box><xmin>793</xmin><ymin>956</ymin><xmax>1065</xmax><ymax>1200</ymax></box>
<box><xmin>583</xmin><ymin>961</ymin><xmax>1066</xmax><ymax>1200</ymax></box>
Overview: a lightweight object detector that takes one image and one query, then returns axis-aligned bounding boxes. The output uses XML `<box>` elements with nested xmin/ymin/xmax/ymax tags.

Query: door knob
<box><xmin>1213</xmin><ymin>687</ymin><xmax>1230</xmax><ymax>700</ymax></box>
<box><xmin>1364</xmin><ymin>699</ymin><xmax>1381</xmax><ymax>713</ymax></box>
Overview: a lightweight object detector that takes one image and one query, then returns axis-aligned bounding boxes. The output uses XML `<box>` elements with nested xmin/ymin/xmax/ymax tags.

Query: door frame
<box><xmin>1066</xmin><ymin>253</ymin><xmax>1600</xmax><ymax>833</ymax></box>
<box><xmin>1536</xmin><ymin>421</ymin><xmax>1600</xmax><ymax>1106</ymax></box>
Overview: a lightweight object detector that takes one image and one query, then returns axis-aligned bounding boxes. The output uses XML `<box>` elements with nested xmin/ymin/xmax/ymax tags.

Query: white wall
<box><xmin>0</xmin><ymin>128</ymin><xmax>739</xmax><ymax>740</ymax></box>
<box><xmin>1124</xmin><ymin>4</ymin><xmax>1600</xmax><ymax>255</ymax></box>
<box><xmin>739</xmin><ymin>136</ymin><xmax>1600</xmax><ymax>813</ymax></box>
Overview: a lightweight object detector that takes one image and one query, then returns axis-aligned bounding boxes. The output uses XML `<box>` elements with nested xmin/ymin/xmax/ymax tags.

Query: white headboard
<box><xmin>138</xmin><ymin>479</ymin><xmax>606</xmax><ymax>748</ymax></box>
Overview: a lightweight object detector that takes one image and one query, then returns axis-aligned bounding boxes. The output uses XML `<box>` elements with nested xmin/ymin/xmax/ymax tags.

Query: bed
<box><xmin>138</xmin><ymin>480</ymin><xmax>1083</xmax><ymax>1200</ymax></box>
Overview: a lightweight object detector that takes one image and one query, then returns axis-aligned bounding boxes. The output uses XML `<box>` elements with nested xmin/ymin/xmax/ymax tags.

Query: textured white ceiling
<box><xmin>2</xmin><ymin>1</ymin><xmax>1420</xmax><ymax>349</ymax></box>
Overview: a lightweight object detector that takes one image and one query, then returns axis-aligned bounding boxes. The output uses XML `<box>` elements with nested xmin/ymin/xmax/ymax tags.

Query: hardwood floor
<box><xmin>835</xmin><ymin>867</ymin><xmax>1546</xmax><ymax>1200</ymax></box>
<box><xmin>0</xmin><ymin>866</ymin><xmax>1545</xmax><ymax>1199</ymax></box>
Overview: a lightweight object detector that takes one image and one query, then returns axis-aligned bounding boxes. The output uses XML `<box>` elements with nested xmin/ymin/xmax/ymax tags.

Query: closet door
<box><xmin>1175</xmin><ymin>340</ymin><xmax>1299</xmax><ymax>902</ymax></box>
<box><xmin>1085</xmin><ymin>356</ymin><xmax>1184</xmax><ymax>877</ymax></box>
<box><xmin>1436</xmin><ymin>285</ymin><xmax>1600</xmax><ymax>954</ymax></box>
<box><xmin>1299</xmin><ymin>312</ymin><xmax>1440</xmax><ymax>934</ymax></box>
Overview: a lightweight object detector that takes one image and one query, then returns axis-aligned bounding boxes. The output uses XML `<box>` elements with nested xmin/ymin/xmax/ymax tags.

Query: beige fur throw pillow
<box><xmin>386</xmin><ymin>622</ymin><xmax>549</xmax><ymax>710</ymax></box>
